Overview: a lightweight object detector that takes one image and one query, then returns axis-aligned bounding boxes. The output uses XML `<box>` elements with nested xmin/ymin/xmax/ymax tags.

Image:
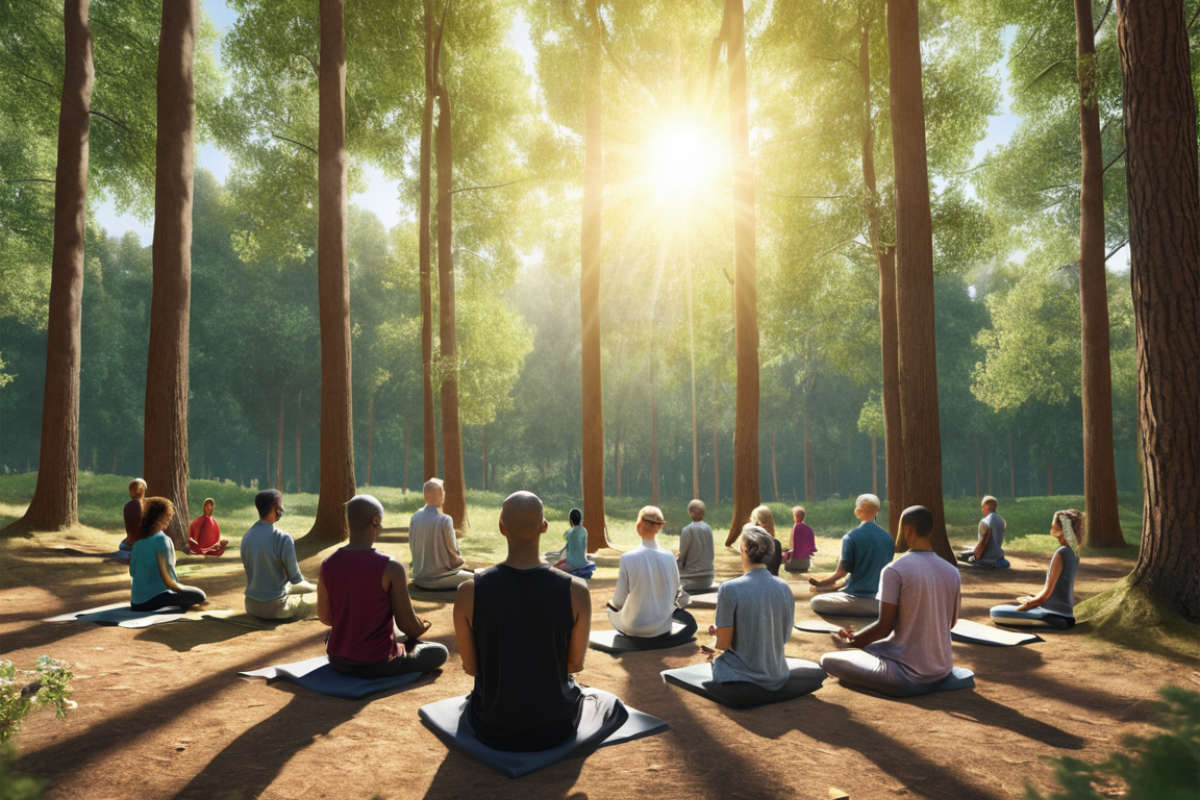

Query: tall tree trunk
<box><xmin>419</xmin><ymin>0</ymin><xmax>439</xmax><ymax>481</ymax></box>
<box><xmin>770</xmin><ymin>431</ymin><xmax>779</xmax><ymax>502</ymax></box>
<box><xmin>871</xmin><ymin>431</ymin><xmax>879</xmax><ymax>497</ymax></box>
<box><xmin>581</xmin><ymin>0</ymin><xmax>607</xmax><ymax>550</ymax></box>
<box><xmin>143</xmin><ymin>0</ymin><xmax>196</xmax><ymax>548</ymax></box>
<box><xmin>13</xmin><ymin>0</ymin><xmax>93</xmax><ymax>534</ymax></box>
<box><xmin>712</xmin><ymin>395</ymin><xmax>720</xmax><ymax>503</ymax></box>
<box><xmin>859</xmin><ymin>17</ymin><xmax>904</xmax><ymax>538</ymax></box>
<box><xmin>436</xmin><ymin>81</ymin><xmax>468</xmax><ymax>533</ymax></box>
<box><xmin>887</xmin><ymin>0</ymin><xmax>952</xmax><ymax>563</ymax></box>
<box><xmin>276</xmin><ymin>392</ymin><xmax>284</xmax><ymax>490</ymax></box>
<box><xmin>724</xmin><ymin>0</ymin><xmax>760</xmax><ymax>546</ymax></box>
<box><xmin>295</xmin><ymin>391</ymin><xmax>302</xmax><ymax>493</ymax></box>
<box><xmin>307</xmin><ymin>0</ymin><xmax>355</xmax><ymax>543</ymax></box>
<box><xmin>366</xmin><ymin>392</ymin><xmax>374</xmax><ymax>486</ymax></box>
<box><xmin>1074</xmin><ymin>0</ymin><xmax>1125</xmax><ymax>547</ymax></box>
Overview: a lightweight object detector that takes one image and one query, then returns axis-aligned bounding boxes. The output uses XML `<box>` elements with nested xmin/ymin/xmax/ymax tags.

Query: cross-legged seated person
<box><xmin>809</xmin><ymin>493</ymin><xmax>894</xmax><ymax>617</ymax></box>
<box><xmin>129</xmin><ymin>497</ymin><xmax>207</xmax><ymax>611</ymax></box>
<box><xmin>552</xmin><ymin>508</ymin><xmax>595</xmax><ymax>577</ymax></box>
<box><xmin>241</xmin><ymin>489</ymin><xmax>316</xmax><ymax>619</ymax></box>
<box><xmin>318</xmin><ymin>494</ymin><xmax>448</xmax><ymax>677</ymax></box>
<box><xmin>821</xmin><ymin>505</ymin><xmax>961</xmax><ymax>695</ymax></box>
<box><xmin>959</xmin><ymin>495</ymin><xmax>1006</xmax><ymax>567</ymax></box>
<box><xmin>783</xmin><ymin>505</ymin><xmax>817</xmax><ymax>573</ymax></box>
<box><xmin>703</xmin><ymin>525</ymin><xmax>796</xmax><ymax>689</ymax></box>
<box><xmin>605</xmin><ymin>506</ymin><xmax>698</xmax><ymax>641</ymax></box>
<box><xmin>749</xmin><ymin>505</ymin><xmax>784</xmax><ymax>576</ymax></box>
<box><xmin>410</xmin><ymin>478</ymin><xmax>473</xmax><ymax>590</ymax></box>
<box><xmin>118</xmin><ymin>478</ymin><xmax>147</xmax><ymax>559</ymax></box>
<box><xmin>188</xmin><ymin>497</ymin><xmax>228</xmax><ymax>556</ymax></box>
<box><xmin>454</xmin><ymin>491</ymin><xmax>623</xmax><ymax>751</ymax></box>
<box><xmin>990</xmin><ymin>509</ymin><xmax>1081</xmax><ymax>629</ymax></box>
<box><xmin>676</xmin><ymin>499</ymin><xmax>716</xmax><ymax>593</ymax></box>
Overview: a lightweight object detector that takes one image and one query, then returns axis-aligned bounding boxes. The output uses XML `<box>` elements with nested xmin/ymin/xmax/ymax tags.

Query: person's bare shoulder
<box><xmin>568</xmin><ymin>575</ymin><xmax>590</xmax><ymax>606</ymax></box>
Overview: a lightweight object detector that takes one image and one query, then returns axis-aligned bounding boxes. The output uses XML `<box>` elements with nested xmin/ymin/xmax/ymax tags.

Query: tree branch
<box><xmin>1190</xmin><ymin>3</ymin><xmax>1200</xmax><ymax>30</ymax></box>
<box><xmin>1105</xmin><ymin>239</ymin><xmax>1128</xmax><ymax>262</ymax></box>
<box><xmin>271</xmin><ymin>133</ymin><xmax>317</xmax><ymax>155</ymax></box>
<box><xmin>1101</xmin><ymin>147</ymin><xmax>1126</xmax><ymax>174</ymax></box>
<box><xmin>89</xmin><ymin>109</ymin><xmax>130</xmax><ymax>131</ymax></box>
<box><xmin>1094</xmin><ymin>0</ymin><xmax>1113</xmax><ymax>33</ymax></box>
<box><xmin>450</xmin><ymin>176</ymin><xmax>538</xmax><ymax>195</ymax></box>
<box><xmin>3</xmin><ymin>178</ymin><xmax>55</xmax><ymax>184</ymax></box>
<box><xmin>1024</xmin><ymin>59</ymin><xmax>1068</xmax><ymax>89</ymax></box>
<box><xmin>9</xmin><ymin>67</ymin><xmax>54</xmax><ymax>92</ymax></box>
<box><xmin>765</xmin><ymin>191</ymin><xmax>853</xmax><ymax>200</ymax></box>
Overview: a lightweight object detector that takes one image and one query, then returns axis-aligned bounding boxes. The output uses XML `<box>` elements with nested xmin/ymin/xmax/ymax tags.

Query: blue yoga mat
<box><xmin>419</xmin><ymin>690</ymin><xmax>668</xmax><ymax>778</ymax></box>
<box><xmin>239</xmin><ymin>655</ymin><xmax>429</xmax><ymax>699</ymax></box>
<box><xmin>661</xmin><ymin>659</ymin><xmax>826</xmax><ymax>709</ymax></box>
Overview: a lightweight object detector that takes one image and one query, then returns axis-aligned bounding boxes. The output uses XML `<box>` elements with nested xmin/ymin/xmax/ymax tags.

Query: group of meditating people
<box><xmin>118</xmin><ymin>472</ymin><xmax>1082</xmax><ymax>752</ymax></box>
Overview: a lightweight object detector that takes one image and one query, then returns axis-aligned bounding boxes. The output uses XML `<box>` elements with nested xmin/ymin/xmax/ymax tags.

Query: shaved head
<box><xmin>500</xmin><ymin>491</ymin><xmax>546</xmax><ymax>540</ymax></box>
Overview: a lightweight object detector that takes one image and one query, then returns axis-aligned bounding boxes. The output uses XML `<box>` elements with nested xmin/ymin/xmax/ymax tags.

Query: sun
<box><xmin>641</xmin><ymin>119</ymin><xmax>727</xmax><ymax>218</ymax></box>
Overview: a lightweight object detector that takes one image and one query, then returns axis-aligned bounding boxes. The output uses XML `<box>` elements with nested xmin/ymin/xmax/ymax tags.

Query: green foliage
<box><xmin>1027</xmin><ymin>687</ymin><xmax>1200</xmax><ymax>800</ymax></box>
<box><xmin>0</xmin><ymin>656</ymin><xmax>74</xmax><ymax>745</ymax></box>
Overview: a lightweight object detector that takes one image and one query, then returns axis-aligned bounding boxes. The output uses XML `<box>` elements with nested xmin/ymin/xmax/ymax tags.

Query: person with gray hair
<box><xmin>702</xmin><ymin>524</ymin><xmax>796</xmax><ymax>689</ymax></box>
<box><xmin>410</xmin><ymin>477</ymin><xmax>473</xmax><ymax>590</ymax></box>
<box><xmin>808</xmin><ymin>493</ymin><xmax>894</xmax><ymax>617</ymax></box>
<box><xmin>820</xmin><ymin>505</ymin><xmax>961</xmax><ymax>696</ymax></box>
<box><xmin>317</xmin><ymin>494</ymin><xmax>448</xmax><ymax>677</ymax></box>
<box><xmin>676</xmin><ymin>499</ymin><xmax>716</xmax><ymax>593</ymax></box>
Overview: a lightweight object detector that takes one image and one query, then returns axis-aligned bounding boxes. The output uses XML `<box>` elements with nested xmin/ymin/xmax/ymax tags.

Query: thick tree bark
<box><xmin>887</xmin><ymin>0</ymin><xmax>952</xmax><ymax>563</ymax></box>
<box><xmin>859</xmin><ymin>19</ymin><xmax>904</xmax><ymax>538</ymax></box>
<box><xmin>1075</xmin><ymin>0</ymin><xmax>1125</xmax><ymax>547</ymax></box>
<box><xmin>143</xmin><ymin>0</ymin><xmax>195</xmax><ymax>548</ymax></box>
<box><xmin>276</xmin><ymin>392</ymin><xmax>284</xmax><ymax>490</ymax></box>
<box><xmin>15</xmin><ymin>0</ymin><xmax>93</xmax><ymax>534</ymax></box>
<box><xmin>307</xmin><ymin>0</ymin><xmax>355</xmax><ymax>543</ymax></box>
<box><xmin>581</xmin><ymin>0</ymin><xmax>607</xmax><ymax>550</ymax></box>
<box><xmin>1117</xmin><ymin>0</ymin><xmax>1200</xmax><ymax>619</ymax></box>
<box><xmin>436</xmin><ymin>82</ymin><xmax>469</xmax><ymax>533</ymax></box>
<box><xmin>725</xmin><ymin>0</ymin><xmax>760</xmax><ymax>546</ymax></box>
<box><xmin>420</xmin><ymin>1</ymin><xmax>438</xmax><ymax>481</ymax></box>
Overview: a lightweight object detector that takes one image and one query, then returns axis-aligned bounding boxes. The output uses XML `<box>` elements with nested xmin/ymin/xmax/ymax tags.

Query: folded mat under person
<box><xmin>43</xmin><ymin>602</ymin><xmax>228</xmax><ymax>628</ymax></box>
<box><xmin>238</xmin><ymin>655</ymin><xmax>432</xmax><ymax>699</ymax></box>
<box><xmin>823</xmin><ymin>649</ymin><xmax>976</xmax><ymax>698</ymax></box>
<box><xmin>661</xmin><ymin>658</ymin><xmax>826</xmax><ymax>709</ymax></box>
<box><xmin>793</xmin><ymin>617</ymin><xmax>1041</xmax><ymax>646</ymax></box>
<box><xmin>588</xmin><ymin>620</ymin><xmax>696</xmax><ymax>654</ymax></box>
<box><xmin>418</xmin><ymin>690</ymin><xmax>668</xmax><ymax>778</ymax></box>
<box><xmin>683</xmin><ymin>587</ymin><xmax>721</xmax><ymax>608</ymax></box>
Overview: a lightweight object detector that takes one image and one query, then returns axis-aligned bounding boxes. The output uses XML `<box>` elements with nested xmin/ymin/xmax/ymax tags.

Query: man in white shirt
<box><xmin>820</xmin><ymin>505</ymin><xmax>961</xmax><ymax>695</ymax></box>
<box><xmin>606</xmin><ymin>506</ymin><xmax>696</xmax><ymax>640</ymax></box>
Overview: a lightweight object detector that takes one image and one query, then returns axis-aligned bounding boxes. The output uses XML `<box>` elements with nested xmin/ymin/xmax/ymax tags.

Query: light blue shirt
<box><xmin>240</xmin><ymin>520</ymin><xmax>305</xmax><ymax>602</ymax></box>
<box><xmin>130</xmin><ymin>532</ymin><xmax>175</xmax><ymax>605</ymax></box>
<box><xmin>841</xmin><ymin>520</ymin><xmax>894</xmax><ymax>598</ymax></box>
<box><xmin>712</xmin><ymin>568</ymin><xmax>795</xmax><ymax>690</ymax></box>
<box><xmin>563</xmin><ymin>525</ymin><xmax>589</xmax><ymax>568</ymax></box>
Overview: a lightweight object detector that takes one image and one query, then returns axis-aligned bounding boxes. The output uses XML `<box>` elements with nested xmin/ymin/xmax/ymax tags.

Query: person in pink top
<box><xmin>783</xmin><ymin>505</ymin><xmax>817</xmax><ymax>573</ymax></box>
<box><xmin>317</xmin><ymin>494</ymin><xmax>448</xmax><ymax>677</ymax></box>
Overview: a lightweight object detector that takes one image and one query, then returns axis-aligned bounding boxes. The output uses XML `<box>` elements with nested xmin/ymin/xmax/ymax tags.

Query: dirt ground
<box><xmin>3</xmin><ymin>528</ymin><xmax>1198</xmax><ymax>800</ymax></box>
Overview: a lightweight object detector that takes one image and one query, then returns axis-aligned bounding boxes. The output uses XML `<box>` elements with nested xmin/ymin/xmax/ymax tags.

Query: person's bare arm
<box><xmin>712</xmin><ymin>625</ymin><xmax>734</xmax><ymax>651</ymax></box>
<box><xmin>973</xmin><ymin>526</ymin><xmax>991</xmax><ymax>560</ymax></box>
<box><xmin>385</xmin><ymin>560</ymin><xmax>430</xmax><ymax>641</ymax></box>
<box><xmin>836</xmin><ymin>601</ymin><xmax>897</xmax><ymax>648</ymax></box>
<box><xmin>453</xmin><ymin>579</ymin><xmax>478</xmax><ymax>676</ymax></box>
<box><xmin>316</xmin><ymin>574</ymin><xmax>333</xmax><ymax>626</ymax></box>
<box><xmin>809</xmin><ymin>562</ymin><xmax>849</xmax><ymax>590</ymax></box>
<box><xmin>566</xmin><ymin>577</ymin><xmax>591</xmax><ymax>674</ymax></box>
<box><xmin>1017</xmin><ymin>552</ymin><xmax>1063</xmax><ymax>610</ymax></box>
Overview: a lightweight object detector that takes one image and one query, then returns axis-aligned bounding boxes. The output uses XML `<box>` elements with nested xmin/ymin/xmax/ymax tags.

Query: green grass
<box><xmin>0</xmin><ymin>473</ymin><xmax>1142</xmax><ymax>563</ymax></box>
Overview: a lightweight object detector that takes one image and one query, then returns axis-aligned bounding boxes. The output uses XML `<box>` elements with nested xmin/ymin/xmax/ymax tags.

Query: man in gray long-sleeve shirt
<box><xmin>241</xmin><ymin>489</ymin><xmax>315</xmax><ymax>619</ymax></box>
<box><xmin>676</xmin><ymin>499</ymin><xmax>716</xmax><ymax>593</ymax></box>
<box><xmin>410</xmin><ymin>478</ymin><xmax>474</xmax><ymax>590</ymax></box>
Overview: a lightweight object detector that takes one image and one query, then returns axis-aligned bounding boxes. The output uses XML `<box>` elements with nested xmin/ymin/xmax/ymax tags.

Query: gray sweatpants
<box><xmin>820</xmin><ymin>649</ymin><xmax>922</xmax><ymax>696</ymax></box>
<box><xmin>413</xmin><ymin>570</ymin><xmax>475</xmax><ymax>590</ymax></box>
<box><xmin>810</xmin><ymin>591</ymin><xmax>879</xmax><ymax>617</ymax></box>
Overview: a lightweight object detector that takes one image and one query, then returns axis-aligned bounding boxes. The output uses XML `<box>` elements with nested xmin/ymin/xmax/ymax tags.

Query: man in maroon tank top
<box><xmin>317</xmin><ymin>495</ymin><xmax>448</xmax><ymax>677</ymax></box>
<box><xmin>454</xmin><ymin>491</ymin><xmax>625</xmax><ymax>751</ymax></box>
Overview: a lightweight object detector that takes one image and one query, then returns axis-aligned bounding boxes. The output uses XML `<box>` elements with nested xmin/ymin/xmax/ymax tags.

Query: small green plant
<box><xmin>1027</xmin><ymin>686</ymin><xmax>1200</xmax><ymax>800</ymax></box>
<box><xmin>0</xmin><ymin>656</ymin><xmax>74</xmax><ymax>800</ymax></box>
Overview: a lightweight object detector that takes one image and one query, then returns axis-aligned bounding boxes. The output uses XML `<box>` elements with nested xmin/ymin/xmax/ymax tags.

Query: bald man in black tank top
<box><xmin>454</xmin><ymin>491</ymin><xmax>621</xmax><ymax>751</ymax></box>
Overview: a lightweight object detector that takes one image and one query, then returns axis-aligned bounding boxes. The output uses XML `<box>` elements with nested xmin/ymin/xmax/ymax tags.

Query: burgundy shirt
<box><xmin>123</xmin><ymin>499</ymin><xmax>142</xmax><ymax>541</ymax></box>
<box><xmin>321</xmin><ymin>547</ymin><xmax>400</xmax><ymax>665</ymax></box>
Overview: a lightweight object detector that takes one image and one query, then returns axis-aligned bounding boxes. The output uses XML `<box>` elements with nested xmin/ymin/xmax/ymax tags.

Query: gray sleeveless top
<box><xmin>1043</xmin><ymin>545</ymin><xmax>1078</xmax><ymax>617</ymax></box>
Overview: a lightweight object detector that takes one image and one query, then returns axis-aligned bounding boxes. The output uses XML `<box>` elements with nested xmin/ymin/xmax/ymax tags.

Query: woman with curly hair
<box><xmin>989</xmin><ymin>509</ymin><xmax>1082</xmax><ymax>630</ymax></box>
<box><xmin>129</xmin><ymin>497</ymin><xmax>207</xmax><ymax>611</ymax></box>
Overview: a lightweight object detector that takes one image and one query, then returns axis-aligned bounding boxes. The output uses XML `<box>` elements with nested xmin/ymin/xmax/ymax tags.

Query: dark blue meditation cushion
<box><xmin>239</xmin><ymin>656</ymin><xmax>430</xmax><ymax>699</ymax></box>
<box><xmin>883</xmin><ymin>667</ymin><xmax>976</xmax><ymax>698</ymax></box>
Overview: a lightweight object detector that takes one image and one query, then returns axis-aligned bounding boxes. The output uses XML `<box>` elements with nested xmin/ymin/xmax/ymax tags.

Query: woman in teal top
<box><xmin>551</xmin><ymin>508</ymin><xmax>595</xmax><ymax>578</ymax></box>
<box><xmin>989</xmin><ymin>509</ymin><xmax>1081</xmax><ymax>630</ymax></box>
<box><xmin>130</xmin><ymin>497</ymin><xmax>207</xmax><ymax>611</ymax></box>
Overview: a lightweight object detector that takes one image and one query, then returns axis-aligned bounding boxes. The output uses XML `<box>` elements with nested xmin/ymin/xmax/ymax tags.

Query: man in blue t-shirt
<box><xmin>809</xmin><ymin>493</ymin><xmax>894</xmax><ymax>617</ymax></box>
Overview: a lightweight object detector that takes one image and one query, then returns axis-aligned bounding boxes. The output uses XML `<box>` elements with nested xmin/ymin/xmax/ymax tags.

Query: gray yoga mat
<box><xmin>661</xmin><ymin>659</ymin><xmax>826</xmax><ymax>709</ymax></box>
<box><xmin>418</xmin><ymin>691</ymin><xmax>668</xmax><ymax>778</ymax></box>
<box><xmin>44</xmin><ymin>602</ymin><xmax>194</xmax><ymax>628</ymax></box>
<box><xmin>686</xmin><ymin>589</ymin><xmax>721</xmax><ymax>609</ymax></box>
<box><xmin>588</xmin><ymin>620</ymin><xmax>696</xmax><ymax>654</ymax></box>
<box><xmin>239</xmin><ymin>655</ymin><xmax>430</xmax><ymax>699</ymax></box>
<box><xmin>794</xmin><ymin>618</ymin><xmax>1041</xmax><ymax>646</ymax></box>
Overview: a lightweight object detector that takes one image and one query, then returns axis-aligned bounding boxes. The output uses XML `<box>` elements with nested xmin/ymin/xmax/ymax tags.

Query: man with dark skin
<box><xmin>453</xmin><ymin>491</ymin><xmax>600</xmax><ymax>751</ymax></box>
<box><xmin>318</xmin><ymin>494</ymin><xmax>447</xmax><ymax>676</ymax></box>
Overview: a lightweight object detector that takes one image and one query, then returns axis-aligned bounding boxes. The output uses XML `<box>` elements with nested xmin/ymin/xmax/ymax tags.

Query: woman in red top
<box><xmin>188</xmin><ymin>498</ymin><xmax>228</xmax><ymax>556</ymax></box>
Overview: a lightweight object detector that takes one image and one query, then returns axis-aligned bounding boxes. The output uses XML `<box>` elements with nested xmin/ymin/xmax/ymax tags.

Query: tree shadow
<box><xmin>172</xmin><ymin>687</ymin><xmax>360</xmax><ymax>800</ymax></box>
<box><xmin>133</xmin><ymin>615</ymin><xmax>312</xmax><ymax>652</ymax></box>
<box><xmin>421</xmin><ymin>741</ymin><xmax>589</xmax><ymax>799</ymax></box>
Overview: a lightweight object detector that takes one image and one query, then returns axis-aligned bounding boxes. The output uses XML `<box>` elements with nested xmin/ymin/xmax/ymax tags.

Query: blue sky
<box><xmin>93</xmin><ymin>1</ymin><xmax>1026</xmax><ymax>250</ymax></box>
